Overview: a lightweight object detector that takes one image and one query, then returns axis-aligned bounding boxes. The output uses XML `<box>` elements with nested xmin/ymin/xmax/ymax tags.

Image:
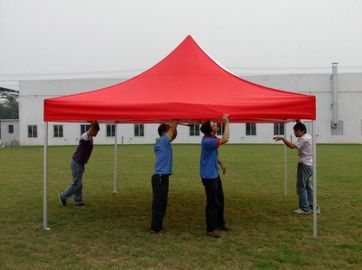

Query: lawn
<box><xmin>0</xmin><ymin>144</ymin><xmax>361</xmax><ymax>270</ymax></box>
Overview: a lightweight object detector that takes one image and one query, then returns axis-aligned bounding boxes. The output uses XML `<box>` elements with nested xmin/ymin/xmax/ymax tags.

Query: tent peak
<box><xmin>180</xmin><ymin>35</ymin><xmax>198</xmax><ymax>46</ymax></box>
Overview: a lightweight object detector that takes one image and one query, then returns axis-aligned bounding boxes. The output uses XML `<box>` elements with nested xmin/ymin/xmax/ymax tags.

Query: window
<box><xmin>80</xmin><ymin>124</ymin><xmax>91</xmax><ymax>135</ymax></box>
<box><xmin>274</xmin><ymin>123</ymin><xmax>285</xmax><ymax>135</ymax></box>
<box><xmin>216</xmin><ymin>123</ymin><xmax>224</xmax><ymax>136</ymax></box>
<box><xmin>189</xmin><ymin>124</ymin><xmax>200</xmax><ymax>136</ymax></box>
<box><xmin>134</xmin><ymin>124</ymin><xmax>144</xmax><ymax>137</ymax></box>
<box><xmin>106</xmin><ymin>124</ymin><xmax>116</xmax><ymax>137</ymax></box>
<box><xmin>53</xmin><ymin>125</ymin><xmax>63</xmax><ymax>138</ymax></box>
<box><xmin>246</xmin><ymin>123</ymin><xmax>256</xmax><ymax>136</ymax></box>
<box><xmin>8</xmin><ymin>125</ymin><xmax>14</xmax><ymax>134</ymax></box>
<box><xmin>28</xmin><ymin>125</ymin><xmax>37</xmax><ymax>138</ymax></box>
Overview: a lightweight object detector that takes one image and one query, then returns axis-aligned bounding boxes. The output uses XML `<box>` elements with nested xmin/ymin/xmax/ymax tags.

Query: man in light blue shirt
<box><xmin>150</xmin><ymin>121</ymin><xmax>177</xmax><ymax>235</ymax></box>
<box><xmin>200</xmin><ymin>114</ymin><xmax>230</xmax><ymax>238</ymax></box>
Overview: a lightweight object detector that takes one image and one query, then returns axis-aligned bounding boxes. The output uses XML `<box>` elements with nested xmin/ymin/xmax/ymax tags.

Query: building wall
<box><xmin>0</xmin><ymin>119</ymin><xmax>19</xmax><ymax>146</ymax></box>
<box><xmin>18</xmin><ymin>73</ymin><xmax>362</xmax><ymax>145</ymax></box>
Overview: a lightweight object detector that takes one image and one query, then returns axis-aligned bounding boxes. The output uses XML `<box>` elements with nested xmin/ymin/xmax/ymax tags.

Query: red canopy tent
<box><xmin>44</xmin><ymin>35</ymin><xmax>315</xmax><ymax>123</ymax></box>
<box><xmin>42</xmin><ymin>36</ymin><xmax>318</xmax><ymax>236</ymax></box>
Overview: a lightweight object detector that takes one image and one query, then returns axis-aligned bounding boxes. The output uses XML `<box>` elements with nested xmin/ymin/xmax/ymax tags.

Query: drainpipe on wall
<box><xmin>331</xmin><ymin>62</ymin><xmax>339</xmax><ymax>128</ymax></box>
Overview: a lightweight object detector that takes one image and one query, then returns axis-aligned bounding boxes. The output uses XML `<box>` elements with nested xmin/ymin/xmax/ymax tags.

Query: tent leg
<box><xmin>43</xmin><ymin>122</ymin><xmax>50</xmax><ymax>231</ymax></box>
<box><xmin>312</xmin><ymin>121</ymin><xmax>318</xmax><ymax>237</ymax></box>
<box><xmin>284</xmin><ymin>131</ymin><xmax>288</xmax><ymax>196</ymax></box>
<box><xmin>113</xmin><ymin>123</ymin><xmax>118</xmax><ymax>194</ymax></box>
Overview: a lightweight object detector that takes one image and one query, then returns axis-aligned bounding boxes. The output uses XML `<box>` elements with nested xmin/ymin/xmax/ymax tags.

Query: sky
<box><xmin>1</xmin><ymin>0</ymin><xmax>362</xmax><ymax>89</ymax></box>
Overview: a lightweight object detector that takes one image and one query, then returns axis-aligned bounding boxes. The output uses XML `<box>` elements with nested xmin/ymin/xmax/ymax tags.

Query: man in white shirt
<box><xmin>273</xmin><ymin>121</ymin><xmax>319</xmax><ymax>214</ymax></box>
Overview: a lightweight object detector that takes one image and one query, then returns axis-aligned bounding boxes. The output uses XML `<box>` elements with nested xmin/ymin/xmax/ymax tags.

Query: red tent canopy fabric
<box><xmin>44</xmin><ymin>36</ymin><xmax>316</xmax><ymax>123</ymax></box>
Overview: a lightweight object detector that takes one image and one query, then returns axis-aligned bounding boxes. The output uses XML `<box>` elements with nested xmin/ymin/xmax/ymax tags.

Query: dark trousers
<box><xmin>151</xmin><ymin>174</ymin><xmax>169</xmax><ymax>232</ymax></box>
<box><xmin>202</xmin><ymin>176</ymin><xmax>225</xmax><ymax>232</ymax></box>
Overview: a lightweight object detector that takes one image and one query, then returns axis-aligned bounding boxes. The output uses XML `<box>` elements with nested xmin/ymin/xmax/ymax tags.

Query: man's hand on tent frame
<box><xmin>170</xmin><ymin>120</ymin><xmax>178</xmax><ymax>127</ymax></box>
<box><xmin>222</xmin><ymin>114</ymin><xmax>229</xmax><ymax>123</ymax></box>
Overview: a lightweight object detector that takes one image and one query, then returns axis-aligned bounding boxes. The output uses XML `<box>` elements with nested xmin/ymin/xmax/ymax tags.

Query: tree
<box><xmin>0</xmin><ymin>94</ymin><xmax>19</xmax><ymax>119</ymax></box>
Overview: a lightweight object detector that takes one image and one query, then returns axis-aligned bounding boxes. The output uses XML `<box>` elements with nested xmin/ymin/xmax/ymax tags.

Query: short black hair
<box><xmin>94</xmin><ymin>123</ymin><xmax>100</xmax><ymax>131</ymax></box>
<box><xmin>293</xmin><ymin>122</ymin><xmax>307</xmax><ymax>134</ymax></box>
<box><xmin>88</xmin><ymin>123</ymin><xmax>100</xmax><ymax>131</ymax></box>
<box><xmin>200</xmin><ymin>121</ymin><xmax>212</xmax><ymax>136</ymax></box>
<box><xmin>158</xmin><ymin>124</ymin><xmax>170</xmax><ymax>136</ymax></box>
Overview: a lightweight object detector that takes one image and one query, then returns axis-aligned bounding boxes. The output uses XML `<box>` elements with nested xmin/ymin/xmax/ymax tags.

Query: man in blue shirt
<box><xmin>200</xmin><ymin>114</ymin><xmax>230</xmax><ymax>238</ymax></box>
<box><xmin>150</xmin><ymin>121</ymin><xmax>178</xmax><ymax>235</ymax></box>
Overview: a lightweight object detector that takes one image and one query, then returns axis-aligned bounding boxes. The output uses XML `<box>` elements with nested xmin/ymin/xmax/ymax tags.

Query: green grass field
<box><xmin>0</xmin><ymin>144</ymin><xmax>361</xmax><ymax>269</ymax></box>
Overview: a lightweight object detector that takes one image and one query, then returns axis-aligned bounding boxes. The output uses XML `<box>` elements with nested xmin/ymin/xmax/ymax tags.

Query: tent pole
<box><xmin>43</xmin><ymin>122</ymin><xmax>50</xmax><ymax>230</ymax></box>
<box><xmin>284</xmin><ymin>127</ymin><xmax>288</xmax><ymax>196</ymax></box>
<box><xmin>312</xmin><ymin>121</ymin><xmax>318</xmax><ymax>237</ymax></box>
<box><xmin>113</xmin><ymin>123</ymin><xmax>118</xmax><ymax>193</ymax></box>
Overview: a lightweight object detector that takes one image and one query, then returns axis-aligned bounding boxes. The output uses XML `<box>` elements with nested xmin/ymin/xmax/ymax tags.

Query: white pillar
<box><xmin>43</xmin><ymin>122</ymin><xmax>50</xmax><ymax>230</ymax></box>
<box><xmin>312</xmin><ymin>121</ymin><xmax>318</xmax><ymax>237</ymax></box>
<box><xmin>113</xmin><ymin>123</ymin><xmax>118</xmax><ymax>193</ymax></box>
<box><xmin>284</xmin><ymin>128</ymin><xmax>288</xmax><ymax>196</ymax></box>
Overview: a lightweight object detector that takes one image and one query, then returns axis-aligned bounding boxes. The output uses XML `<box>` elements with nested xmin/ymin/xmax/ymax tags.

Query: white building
<box><xmin>0</xmin><ymin>119</ymin><xmax>19</xmax><ymax>147</ymax></box>
<box><xmin>18</xmin><ymin>71</ymin><xmax>362</xmax><ymax>145</ymax></box>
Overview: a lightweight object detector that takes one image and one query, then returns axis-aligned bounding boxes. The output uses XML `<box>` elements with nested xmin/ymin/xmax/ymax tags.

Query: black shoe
<box><xmin>150</xmin><ymin>227</ymin><xmax>168</xmax><ymax>235</ymax></box>
<box><xmin>73</xmin><ymin>202</ymin><xmax>85</xmax><ymax>207</ymax></box>
<box><xmin>59</xmin><ymin>194</ymin><xmax>67</xmax><ymax>207</ymax></box>
<box><xmin>219</xmin><ymin>225</ymin><xmax>231</xmax><ymax>231</ymax></box>
<box><xmin>207</xmin><ymin>230</ymin><xmax>222</xmax><ymax>238</ymax></box>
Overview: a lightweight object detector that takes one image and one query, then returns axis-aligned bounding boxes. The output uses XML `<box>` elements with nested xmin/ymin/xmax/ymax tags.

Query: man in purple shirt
<box><xmin>200</xmin><ymin>114</ymin><xmax>230</xmax><ymax>238</ymax></box>
<box><xmin>59</xmin><ymin>122</ymin><xmax>99</xmax><ymax>207</ymax></box>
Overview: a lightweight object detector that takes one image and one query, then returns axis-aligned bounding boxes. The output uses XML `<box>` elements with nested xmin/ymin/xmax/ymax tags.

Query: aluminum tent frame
<box><xmin>42</xmin><ymin>121</ymin><xmax>318</xmax><ymax>237</ymax></box>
